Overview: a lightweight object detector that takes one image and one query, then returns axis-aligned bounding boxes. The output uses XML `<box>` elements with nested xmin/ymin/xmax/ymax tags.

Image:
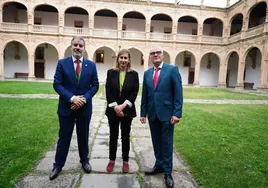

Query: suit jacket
<box><xmin>140</xmin><ymin>63</ymin><xmax>183</xmax><ymax>121</ymax></box>
<box><xmin>53</xmin><ymin>56</ymin><xmax>99</xmax><ymax>116</ymax></box>
<box><xmin>105</xmin><ymin>69</ymin><xmax>139</xmax><ymax>119</ymax></box>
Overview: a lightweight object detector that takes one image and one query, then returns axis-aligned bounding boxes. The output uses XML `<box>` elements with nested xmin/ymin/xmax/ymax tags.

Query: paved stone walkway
<box><xmin>2</xmin><ymin>93</ymin><xmax>266</xmax><ymax>188</ymax></box>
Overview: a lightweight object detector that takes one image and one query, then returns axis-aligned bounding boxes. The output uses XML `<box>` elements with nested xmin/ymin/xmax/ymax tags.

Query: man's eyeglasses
<box><xmin>73</xmin><ymin>43</ymin><xmax>84</xmax><ymax>48</ymax></box>
<box><xmin>150</xmin><ymin>51</ymin><xmax>162</xmax><ymax>56</ymax></box>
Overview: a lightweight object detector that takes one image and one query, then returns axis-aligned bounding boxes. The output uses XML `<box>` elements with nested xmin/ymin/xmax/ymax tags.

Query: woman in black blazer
<box><xmin>105</xmin><ymin>49</ymin><xmax>139</xmax><ymax>173</ymax></box>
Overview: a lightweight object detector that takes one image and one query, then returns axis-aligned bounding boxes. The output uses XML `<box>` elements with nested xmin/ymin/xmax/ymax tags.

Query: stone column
<box><xmin>27</xmin><ymin>11</ymin><xmax>33</xmax><ymax>32</ymax></box>
<box><xmin>58</xmin><ymin>13</ymin><xmax>64</xmax><ymax>35</ymax></box>
<box><xmin>117</xmin><ymin>17</ymin><xmax>122</xmax><ymax>38</ymax></box>
<box><xmin>197</xmin><ymin>23</ymin><xmax>203</xmax><ymax>42</ymax></box>
<box><xmin>258</xmin><ymin>59</ymin><xmax>268</xmax><ymax>91</ymax></box>
<box><xmin>89</xmin><ymin>15</ymin><xmax>94</xmax><ymax>37</ymax></box>
<box><xmin>58</xmin><ymin>36</ymin><xmax>65</xmax><ymax>59</ymax></box>
<box><xmin>172</xmin><ymin>21</ymin><xmax>177</xmax><ymax>41</ymax></box>
<box><xmin>145</xmin><ymin>20</ymin><xmax>151</xmax><ymax>40</ymax></box>
<box><xmin>241</xmin><ymin>16</ymin><xmax>249</xmax><ymax>39</ymax></box>
<box><xmin>143</xmin><ymin>52</ymin><xmax>149</xmax><ymax>71</ymax></box>
<box><xmin>0</xmin><ymin>51</ymin><xmax>4</xmax><ymax>80</ymax></box>
<box><xmin>0</xmin><ymin>8</ymin><xmax>3</xmax><ymax>23</ymax></box>
<box><xmin>27</xmin><ymin>40</ymin><xmax>35</xmax><ymax>80</ymax></box>
<box><xmin>235</xmin><ymin>60</ymin><xmax>245</xmax><ymax>90</ymax></box>
<box><xmin>193</xmin><ymin>55</ymin><xmax>201</xmax><ymax>86</ymax></box>
<box><xmin>223</xmin><ymin>25</ymin><xmax>230</xmax><ymax>43</ymax></box>
<box><xmin>218</xmin><ymin>56</ymin><xmax>227</xmax><ymax>88</ymax></box>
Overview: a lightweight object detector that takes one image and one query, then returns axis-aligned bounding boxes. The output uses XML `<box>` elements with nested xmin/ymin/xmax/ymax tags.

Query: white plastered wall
<box><xmin>4</xmin><ymin>43</ymin><xmax>28</xmax><ymax>78</ymax></box>
<box><xmin>199</xmin><ymin>54</ymin><xmax>220</xmax><ymax>86</ymax></box>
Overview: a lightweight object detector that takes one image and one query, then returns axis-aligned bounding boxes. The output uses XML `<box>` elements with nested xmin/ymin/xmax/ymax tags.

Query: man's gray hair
<box><xmin>71</xmin><ymin>36</ymin><xmax>85</xmax><ymax>46</ymax></box>
<box><xmin>150</xmin><ymin>46</ymin><xmax>163</xmax><ymax>53</ymax></box>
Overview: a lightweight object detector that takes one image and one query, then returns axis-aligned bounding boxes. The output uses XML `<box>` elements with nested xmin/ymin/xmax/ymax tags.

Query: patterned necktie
<box><xmin>153</xmin><ymin>68</ymin><xmax>159</xmax><ymax>88</ymax></box>
<box><xmin>75</xmin><ymin>59</ymin><xmax>81</xmax><ymax>79</ymax></box>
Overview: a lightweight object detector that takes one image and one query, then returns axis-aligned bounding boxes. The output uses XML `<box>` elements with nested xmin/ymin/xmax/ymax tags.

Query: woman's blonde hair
<box><xmin>113</xmin><ymin>49</ymin><xmax>133</xmax><ymax>72</ymax></box>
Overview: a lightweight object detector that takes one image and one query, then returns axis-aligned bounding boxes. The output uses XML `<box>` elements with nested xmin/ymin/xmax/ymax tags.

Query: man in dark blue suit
<box><xmin>140</xmin><ymin>47</ymin><xmax>183</xmax><ymax>188</ymax></box>
<box><xmin>49</xmin><ymin>36</ymin><xmax>99</xmax><ymax>180</ymax></box>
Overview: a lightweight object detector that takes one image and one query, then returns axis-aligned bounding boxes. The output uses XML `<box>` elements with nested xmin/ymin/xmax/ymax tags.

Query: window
<box><xmin>122</xmin><ymin>24</ymin><xmax>127</xmax><ymax>31</ymax></box>
<box><xmin>96</xmin><ymin>50</ymin><xmax>104</xmax><ymax>63</ymax></box>
<box><xmin>34</xmin><ymin>17</ymin><xmax>41</xmax><ymax>25</ymax></box>
<box><xmin>74</xmin><ymin>21</ymin><xmax>83</xmax><ymax>28</ymax></box>
<box><xmin>164</xmin><ymin>27</ymin><xmax>172</xmax><ymax>34</ymax></box>
<box><xmin>192</xmin><ymin>29</ymin><xmax>197</xmax><ymax>35</ymax></box>
<box><xmin>35</xmin><ymin>47</ymin><xmax>45</xmax><ymax>60</ymax></box>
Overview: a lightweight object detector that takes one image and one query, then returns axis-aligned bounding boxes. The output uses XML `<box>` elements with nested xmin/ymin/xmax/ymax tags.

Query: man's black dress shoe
<box><xmin>144</xmin><ymin>166</ymin><xmax>164</xmax><ymax>175</ymax></box>
<box><xmin>82</xmin><ymin>163</ymin><xmax>91</xmax><ymax>173</ymax></box>
<box><xmin>49</xmin><ymin>168</ymin><xmax>62</xmax><ymax>180</ymax></box>
<box><xmin>164</xmin><ymin>174</ymin><xmax>174</xmax><ymax>188</ymax></box>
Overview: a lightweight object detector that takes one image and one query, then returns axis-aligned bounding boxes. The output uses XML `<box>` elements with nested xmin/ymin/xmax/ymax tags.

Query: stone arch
<box><xmin>200</xmin><ymin>52</ymin><xmax>221</xmax><ymax>87</ymax></box>
<box><xmin>226</xmin><ymin>51</ymin><xmax>239</xmax><ymax>88</ymax></box>
<box><xmin>175</xmin><ymin>50</ymin><xmax>196</xmax><ymax>85</ymax></box>
<box><xmin>178</xmin><ymin>15</ymin><xmax>199</xmax><ymax>25</ymax></box>
<box><xmin>247</xmin><ymin>1</ymin><xmax>267</xmax><ymax>29</ymax></box>
<box><xmin>94</xmin><ymin>9</ymin><xmax>118</xmax><ymax>30</ymax></box>
<box><xmin>34</xmin><ymin>42</ymin><xmax>59</xmax><ymax>79</ymax></box>
<box><xmin>33</xmin><ymin>3</ymin><xmax>59</xmax><ymax>13</ymax></box>
<box><xmin>3</xmin><ymin>40</ymin><xmax>28</xmax><ymax>78</ymax></box>
<box><xmin>229</xmin><ymin>13</ymin><xmax>243</xmax><ymax>35</ymax></box>
<box><xmin>93</xmin><ymin>8</ymin><xmax>118</xmax><ymax>18</ymax></box>
<box><xmin>2</xmin><ymin>1</ymin><xmax>28</xmax><ymax>23</ymax></box>
<box><xmin>150</xmin><ymin>13</ymin><xmax>173</xmax><ymax>22</ymax></box>
<box><xmin>1</xmin><ymin>0</ymin><xmax>28</xmax><ymax>10</ymax></box>
<box><xmin>2</xmin><ymin>39</ymin><xmax>27</xmax><ymax>52</ymax></box>
<box><xmin>123</xmin><ymin>11</ymin><xmax>146</xmax><ymax>32</ymax></box>
<box><xmin>243</xmin><ymin>46</ymin><xmax>262</xmax><ymax>62</ymax></box>
<box><xmin>243</xmin><ymin>46</ymin><xmax>262</xmax><ymax>89</ymax></box>
<box><xmin>63</xmin><ymin>6</ymin><xmax>89</xmax><ymax>15</ymax></box>
<box><xmin>93</xmin><ymin>46</ymin><xmax>116</xmax><ymax>82</ymax></box>
<box><xmin>33</xmin><ymin>41</ymin><xmax>59</xmax><ymax>57</ymax></box>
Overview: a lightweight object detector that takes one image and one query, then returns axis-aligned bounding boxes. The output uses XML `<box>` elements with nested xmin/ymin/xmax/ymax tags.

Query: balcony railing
<box><xmin>33</xmin><ymin>25</ymin><xmax>59</xmax><ymax>34</ymax></box>
<box><xmin>93</xmin><ymin>29</ymin><xmax>118</xmax><ymax>38</ymax></box>
<box><xmin>122</xmin><ymin>31</ymin><xmax>146</xmax><ymax>40</ymax></box>
<box><xmin>1</xmin><ymin>22</ymin><xmax>266</xmax><ymax>45</ymax></box>
<box><xmin>228</xmin><ymin>32</ymin><xmax>241</xmax><ymax>42</ymax></box>
<box><xmin>245</xmin><ymin>25</ymin><xmax>264</xmax><ymax>38</ymax></box>
<box><xmin>202</xmin><ymin>35</ymin><xmax>223</xmax><ymax>44</ymax></box>
<box><xmin>177</xmin><ymin>34</ymin><xmax>198</xmax><ymax>42</ymax></box>
<box><xmin>150</xmin><ymin>32</ymin><xmax>173</xmax><ymax>40</ymax></box>
<box><xmin>64</xmin><ymin>27</ymin><xmax>89</xmax><ymax>35</ymax></box>
<box><xmin>1</xmin><ymin>22</ymin><xmax>28</xmax><ymax>32</ymax></box>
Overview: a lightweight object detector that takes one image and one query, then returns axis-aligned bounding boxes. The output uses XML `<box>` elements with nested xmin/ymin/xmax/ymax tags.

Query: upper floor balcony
<box><xmin>1</xmin><ymin>1</ymin><xmax>267</xmax><ymax>45</ymax></box>
<box><xmin>1</xmin><ymin>22</ymin><xmax>265</xmax><ymax>45</ymax></box>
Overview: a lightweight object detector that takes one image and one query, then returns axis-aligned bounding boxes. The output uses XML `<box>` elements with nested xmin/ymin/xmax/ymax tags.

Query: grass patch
<box><xmin>183</xmin><ymin>88</ymin><xmax>268</xmax><ymax>100</ymax></box>
<box><xmin>0</xmin><ymin>98</ymin><xmax>58</xmax><ymax>188</ymax></box>
<box><xmin>0</xmin><ymin>81</ymin><xmax>103</xmax><ymax>95</ymax></box>
<box><xmin>174</xmin><ymin>103</ymin><xmax>268</xmax><ymax>187</ymax></box>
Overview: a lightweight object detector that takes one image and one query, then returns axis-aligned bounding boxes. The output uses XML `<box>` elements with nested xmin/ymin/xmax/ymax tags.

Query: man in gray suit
<box><xmin>140</xmin><ymin>47</ymin><xmax>183</xmax><ymax>188</ymax></box>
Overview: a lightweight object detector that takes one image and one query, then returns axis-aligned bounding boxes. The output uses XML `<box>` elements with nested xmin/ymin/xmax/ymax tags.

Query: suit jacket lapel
<box><xmin>115</xmin><ymin>71</ymin><xmax>120</xmax><ymax>96</ymax></box>
<box><xmin>79</xmin><ymin>59</ymin><xmax>88</xmax><ymax>83</ymax></box>
<box><xmin>68</xmin><ymin>57</ymin><xmax>76</xmax><ymax>83</ymax></box>
<box><xmin>156</xmin><ymin>63</ymin><xmax>165</xmax><ymax>89</ymax></box>
<box><xmin>148</xmin><ymin>67</ymin><xmax>154</xmax><ymax>89</ymax></box>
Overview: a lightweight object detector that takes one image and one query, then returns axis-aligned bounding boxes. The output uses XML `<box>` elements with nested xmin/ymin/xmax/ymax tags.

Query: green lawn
<box><xmin>183</xmin><ymin>88</ymin><xmax>268</xmax><ymax>100</ymax></box>
<box><xmin>0</xmin><ymin>81</ymin><xmax>103</xmax><ymax>95</ymax></box>
<box><xmin>0</xmin><ymin>98</ymin><xmax>58</xmax><ymax>188</ymax></box>
<box><xmin>174</xmin><ymin>104</ymin><xmax>268</xmax><ymax>188</ymax></box>
<box><xmin>0</xmin><ymin>81</ymin><xmax>268</xmax><ymax>187</ymax></box>
<box><xmin>1</xmin><ymin>81</ymin><xmax>268</xmax><ymax>100</ymax></box>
